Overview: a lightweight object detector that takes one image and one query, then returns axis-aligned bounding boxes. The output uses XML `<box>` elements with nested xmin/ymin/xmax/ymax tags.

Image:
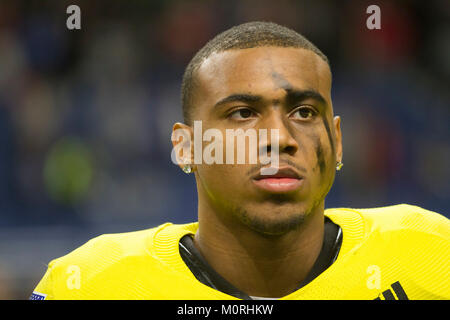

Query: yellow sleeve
<box><xmin>394</xmin><ymin>205</ymin><xmax>450</xmax><ymax>299</ymax></box>
<box><xmin>30</xmin><ymin>234</ymin><xmax>118</xmax><ymax>300</ymax></box>
<box><xmin>30</xmin><ymin>261</ymin><xmax>56</xmax><ymax>300</ymax></box>
<box><xmin>29</xmin><ymin>227</ymin><xmax>165</xmax><ymax>300</ymax></box>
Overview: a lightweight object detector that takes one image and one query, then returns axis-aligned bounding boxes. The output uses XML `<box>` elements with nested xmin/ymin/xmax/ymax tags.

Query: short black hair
<box><xmin>181</xmin><ymin>21</ymin><xmax>330</xmax><ymax>125</ymax></box>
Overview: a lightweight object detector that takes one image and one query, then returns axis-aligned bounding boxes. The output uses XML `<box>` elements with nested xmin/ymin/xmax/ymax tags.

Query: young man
<box><xmin>32</xmin><ymin>22</ymin><xmax>449</xmax><ymax>300</ymax></box>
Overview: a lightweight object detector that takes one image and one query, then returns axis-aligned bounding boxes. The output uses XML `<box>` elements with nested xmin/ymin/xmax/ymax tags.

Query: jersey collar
<box><xmin>149</xmin><ymin>208</ymin><xmax>365</xmax><ymax>299</ymax></box>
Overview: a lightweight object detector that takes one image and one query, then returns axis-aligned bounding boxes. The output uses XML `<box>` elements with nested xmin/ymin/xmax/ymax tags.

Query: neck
<box><xmin>194</xmin><ymin>197</ymin><xmax>325</xmax><ymax>298</ymax></box>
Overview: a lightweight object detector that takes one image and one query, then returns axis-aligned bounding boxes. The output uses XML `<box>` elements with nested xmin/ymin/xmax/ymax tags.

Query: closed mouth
<box><xmin>252</xmin><ymin>166</ymin><xmax>304</xmax><ymax>193</ymax></box>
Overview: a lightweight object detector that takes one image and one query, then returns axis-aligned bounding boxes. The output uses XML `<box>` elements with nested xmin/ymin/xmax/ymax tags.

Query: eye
<box><xmin>228</xmin><ymin>108</ymin><xmax>256</xmax><ymax>120</ymax></box>
<box><xmin>290</xmin><ymin>106</ymin><xmax>317</xmax><ymax>120</ymax></box>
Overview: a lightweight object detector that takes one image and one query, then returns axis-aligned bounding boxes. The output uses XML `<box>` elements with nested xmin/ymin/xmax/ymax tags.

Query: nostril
<box><xmin>283</xmin><ymin>145</ymin><xmax>297</xmax><ymax>155</ymax></box>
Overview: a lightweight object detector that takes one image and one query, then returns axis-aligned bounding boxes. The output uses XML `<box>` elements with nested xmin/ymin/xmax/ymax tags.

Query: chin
<box><xmin>239</xmin><ymin>208</ymin><xmax>308</xmax><ymax>236</ymax></box>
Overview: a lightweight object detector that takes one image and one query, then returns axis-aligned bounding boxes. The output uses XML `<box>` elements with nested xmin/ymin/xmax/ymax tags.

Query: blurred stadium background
<box><xmin>0</xmin><ymin>0</ymin><xmax>448</xmax><ymax>299</ymax></box>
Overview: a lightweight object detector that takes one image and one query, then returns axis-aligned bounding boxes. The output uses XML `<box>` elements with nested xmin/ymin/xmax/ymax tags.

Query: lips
<box><xmin>252</xmin><ymin>167</ymin><xmax>303</xmax><ymax>193</ymax></box>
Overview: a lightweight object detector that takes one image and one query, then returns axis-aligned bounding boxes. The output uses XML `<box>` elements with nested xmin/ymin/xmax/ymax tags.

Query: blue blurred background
<box><xmin>0</xmin><ymin>0</ymin><xmax>448</xmax><ymax>299</ymax></box>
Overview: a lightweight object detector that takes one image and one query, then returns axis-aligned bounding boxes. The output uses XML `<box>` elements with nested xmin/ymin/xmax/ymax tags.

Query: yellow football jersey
<box><xmin>31</xmin><ymin>204</ymin><xmax>450</xmax><ymax>300</ymax></box>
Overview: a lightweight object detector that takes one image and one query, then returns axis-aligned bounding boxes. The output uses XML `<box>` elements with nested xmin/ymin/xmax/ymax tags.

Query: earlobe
<box><xmin>171</xmin><ymin>122</ymin><xmax>195</xmax><ymax>172</ymax></box>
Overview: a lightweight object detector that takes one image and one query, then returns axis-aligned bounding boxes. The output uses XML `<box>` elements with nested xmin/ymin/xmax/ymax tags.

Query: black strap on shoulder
<box><xmin>179</xmin><ymin>217</ymin><xmax>342</xmax><ymax>299</ymax></box>
<box><xmin>295</xmin><ymin>217</ymin><xmax>342</xmax><ymax>289</ymax></box>
<box><xmin>179</xmin><ymin>235</ymin><xmax>251</xmax><ymax>299</ymax></box>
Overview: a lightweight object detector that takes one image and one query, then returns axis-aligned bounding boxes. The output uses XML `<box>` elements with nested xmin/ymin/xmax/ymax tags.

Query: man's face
<box><xmin>182</xmin><ymin>46</ymin><xmax>342</xmax><ymax>235</ymax></box>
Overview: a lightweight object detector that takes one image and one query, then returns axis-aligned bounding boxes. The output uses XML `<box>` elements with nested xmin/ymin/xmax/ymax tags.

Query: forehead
<box><xmin>195</xmin><ymin>46</ymin><xmax>332</xmax><ymax>105</ymax></box>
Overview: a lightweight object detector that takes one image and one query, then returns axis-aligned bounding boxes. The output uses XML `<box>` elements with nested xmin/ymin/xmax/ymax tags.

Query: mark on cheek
<box><xmin>316</xmin><ymin>143</ymin><xmax>326</xmax><ymax>175</ymax></box>
<box><xmin>310</xmin><ymin>135</ymin><xmax>326</xmax><ymax>176</ymax></box>
<box><xmin>321</xmin><ymin>116</ymin><xmax>335</xmax><ymax>156</ymax></box>
<box><xmin>302</xmin><ymin>128</ymin><xmax>325</xmax><ymax>175</ymax></box>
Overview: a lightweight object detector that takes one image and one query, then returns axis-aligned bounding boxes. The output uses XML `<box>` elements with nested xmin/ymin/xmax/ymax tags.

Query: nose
<box><xmin>259</xmin><ymin>109</ymin><xmax>299</xmax><ymax>157</ymax></box>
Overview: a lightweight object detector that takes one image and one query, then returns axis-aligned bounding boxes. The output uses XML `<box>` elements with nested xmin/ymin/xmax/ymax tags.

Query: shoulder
<box><xmin>327</xmin><ymin>203</ymin><xmax>448</xmax><ymax>237</ymax></box>
<box><xmin>50</xmin><ymin>223</ymin><xmax>169</xmax><ymax>269</ymax></box>
<box><xmin>356</xmin><ymin>204</ymin><xmax>449</xmax><ymax>238</ymax></box>
<box><xmin>33</xmin><ymin>222</ymin><xmax>197</xmax><ymax>299</ymax></box>
<box><xmin>328</xmin><ymin>204</ymin><xmax>449</xmax><ymax>299</ymax></box>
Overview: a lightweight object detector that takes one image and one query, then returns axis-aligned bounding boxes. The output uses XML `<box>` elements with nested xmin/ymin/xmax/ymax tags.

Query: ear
<box><xmin>171</xmin><ymin>122</ymin><xmax>195</xmax><ymax>171</ymax></box>
<box><xmin>333</xmin><ymin>116</ymin><xmax>343</xmax><ymax>163</ymax></box>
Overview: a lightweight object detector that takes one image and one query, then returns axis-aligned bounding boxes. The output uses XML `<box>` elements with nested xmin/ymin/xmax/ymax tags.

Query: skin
<box><xmin>172</xmin><ymin>46</ymin><xmax>343</xmax><ymax>298</ymax></box>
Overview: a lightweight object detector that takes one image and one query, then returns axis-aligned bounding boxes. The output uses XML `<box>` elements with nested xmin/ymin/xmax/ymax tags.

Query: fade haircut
<box><xmin>181</xmin><ymin>21</ymin><xmax>330</xmax><ymax>125</ymax></box>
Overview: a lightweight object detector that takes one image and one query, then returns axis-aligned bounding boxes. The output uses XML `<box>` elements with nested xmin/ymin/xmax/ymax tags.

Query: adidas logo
<box><xmin>374</xmin><ymin>281</ymin><xmax>409</xmax><ymax>300</ymax></box>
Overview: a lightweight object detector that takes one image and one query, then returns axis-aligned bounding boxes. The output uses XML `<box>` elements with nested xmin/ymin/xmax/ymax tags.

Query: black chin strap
<box><xmin>179</xmin><ymin>233</ymin><xmax>251</xmax><ymax>299</ymax></box>
<box><xmin>179</xmin><ymin>217</ymin><xmax>343</xmax><ymax>300</ymax></box>
<box><xmin>294</xmin><ymin>218</ymin><xmax>343</xmax><ymax>289</ymax></box>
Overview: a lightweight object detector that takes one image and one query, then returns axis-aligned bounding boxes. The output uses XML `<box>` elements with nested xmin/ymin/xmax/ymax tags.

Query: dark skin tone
<box><xmin>172</xmin><ymin>47</ymin><xmax>343</xmax><ymax>298</ymax></box>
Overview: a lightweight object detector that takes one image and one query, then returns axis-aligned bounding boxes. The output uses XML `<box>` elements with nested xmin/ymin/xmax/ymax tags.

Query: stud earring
<box><xmin>182</xmin><ymin>165</ymin><xmax>192</xmax><ymax>174</ymax></box>
<box><xmin>336</xmin><ymin>161</ymin><xmax>343</xmax><ymax>171</ymax></box>
<box><xmin>181</xmin><ymin>158</ymin><xmax>193</xmax><ymax>174</ymax></box>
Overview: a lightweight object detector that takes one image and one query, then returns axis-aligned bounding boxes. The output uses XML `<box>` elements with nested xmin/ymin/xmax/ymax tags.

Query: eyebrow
<box><xmin>214</xmin><ymin>89</ymin><xmax>327</xmax><ymax>108</ymax></box>
<box><xmin>214</xmin><ymin>93</ymin><xmax>263</xmax><ymax>108</ymax></box>
<box><xmin>284</xmin><ymin>88</ymin><xmax>327</xmax><ymax>107</ymax></box>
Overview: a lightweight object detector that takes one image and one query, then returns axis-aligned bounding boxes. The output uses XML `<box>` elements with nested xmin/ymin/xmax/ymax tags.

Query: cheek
<box><xmin>315</xmin><ymin>141</ymin><xmax>326</xmax><ymax>175</ymax></box>
<box><xmin>197</xmin><ymin>163</ymin><xmax>249</xmax><ymax>195</ymax></box>
<box><xmin>294</xmin><ymin>127</ymin><xmax>330</xmax><ymax>177</ymax></box>
<box><xmin>321</xmin><ymin>116</ymin><xmax>336</xmax><ymax>156</ymax></box>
